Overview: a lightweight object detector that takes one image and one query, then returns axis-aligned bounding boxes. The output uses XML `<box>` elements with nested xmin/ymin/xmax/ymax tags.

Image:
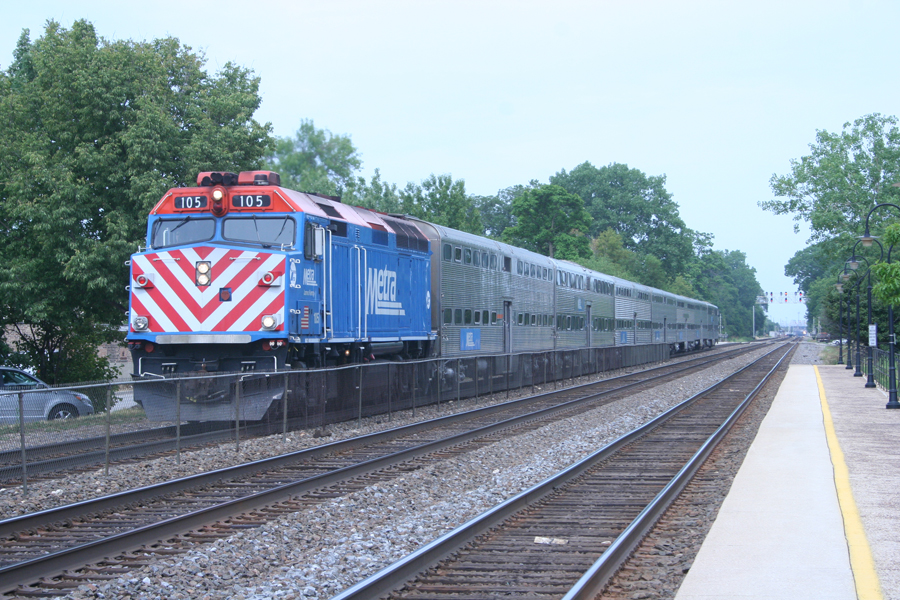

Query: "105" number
<box><xmin>232</xmin><ymin>194</ymin><xmax>271</xmax><ymax>208</ymax></box>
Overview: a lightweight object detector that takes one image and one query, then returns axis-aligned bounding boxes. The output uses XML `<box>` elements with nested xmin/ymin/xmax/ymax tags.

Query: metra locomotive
<box><xmin>126</xmin><ymin>171</ymin><xmax>719</xmax><ymax>420</ymax></box>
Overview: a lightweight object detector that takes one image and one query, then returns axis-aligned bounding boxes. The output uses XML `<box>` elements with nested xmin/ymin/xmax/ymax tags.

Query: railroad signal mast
<box><xmin>763</xmin><ymin>292</ymin><xmax>804</xmax><ymax>304</ymax></box>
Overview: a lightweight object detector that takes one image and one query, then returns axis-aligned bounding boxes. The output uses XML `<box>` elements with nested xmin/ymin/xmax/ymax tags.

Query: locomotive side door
<box><xmin>291</xmin><ymin>222</ymin><xmax>326</xmax><ymax>338</ymax></box>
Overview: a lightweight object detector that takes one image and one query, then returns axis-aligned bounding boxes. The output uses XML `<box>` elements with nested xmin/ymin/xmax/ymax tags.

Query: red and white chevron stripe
<box><xmin>130</xmin><ymin>246</ymin><xmax>285</xmax><ymax>333</ymax></box>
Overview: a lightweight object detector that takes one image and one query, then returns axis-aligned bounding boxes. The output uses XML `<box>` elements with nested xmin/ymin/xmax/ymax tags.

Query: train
<box><xmin>125</xmin><ymin>170</ymin><xmax>719</xmax><ymax>421</ymax></box>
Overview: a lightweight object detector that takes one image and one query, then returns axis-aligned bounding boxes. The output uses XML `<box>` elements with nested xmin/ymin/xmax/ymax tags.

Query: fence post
<box><xmin>18</xmin><ymin>391</ymin><xmax>26</xmax><ymax>496</ymax></box>
<box><xmin>456</xmin><ymin>358</ymin><xmax>461</xmax><ymax>405</ymax></box>
<box><xmin>475</xmin><ymin>359</ymin><xmax>479</xmax><ymax>400</ymax></box>
<box><xmin>234</xmin><ymin>376</ymin><xmax>241</xmax><ymax>453</ymax></box>
<box><xmin>489</xmin><ymin>358</ymin><xmax>493</xmax><ymax>401</ymax></box>
<box><xmin>554</xmin><ymin>352</ymin><xmax>558</xmax><ymax>390</ymax></box>
<box><xmin>358</xmin><ymin>365</ymin><xmax>363</xmax><ymax>428</ymax></box>
<box><xmin>506</xmin><ymin>354</ymin><xmax>510</xmax><ymax>400</ymax></box>
<box><xmin>531</xmin><ymin>354</ymin><xmax>535</xmax><ymax>396</ymax></box>
<box><xmin>175</xmin><ymin>380</ymin><xmax>182</xmax><ymax>465</ymax></box>
<box><xmin>283</xmin><ymin>373</ymin><xmax>289</xmax><ymax>443</ymax></box>
<box><xmin>104</xmin><ymin>384</ymin><xmax>112</xmax><ymax>476</ymax></box>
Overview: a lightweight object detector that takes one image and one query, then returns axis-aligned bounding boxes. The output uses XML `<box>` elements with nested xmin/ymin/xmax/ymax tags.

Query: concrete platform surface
<box><xmin>675</xmin><ymin>362</ymin><xmax>899</xmax><ymax>600</ymax></box>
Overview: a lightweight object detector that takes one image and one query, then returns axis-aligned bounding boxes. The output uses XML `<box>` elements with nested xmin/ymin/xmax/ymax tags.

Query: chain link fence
<box><xmin>1</xmin><ymin>344</ymin><xmax>669</xmax><ymax>493</ymax></box>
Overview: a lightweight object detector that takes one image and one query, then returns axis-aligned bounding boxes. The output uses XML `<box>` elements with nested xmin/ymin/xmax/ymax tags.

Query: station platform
<box><xmin>674</xmin><ymin>362</ymin><xmax>899</xmax><ymax>600</ymax></box>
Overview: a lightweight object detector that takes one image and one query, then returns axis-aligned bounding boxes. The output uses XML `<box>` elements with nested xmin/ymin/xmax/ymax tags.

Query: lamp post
<box><xmin>885</xmin><ymin>245</ymin><xmax>899</xmax><ymax>407</ymax></box>
<box><xmin>849</xmin><ymin>264</ymin><xmax>864</xmax><ymax>378</ymax></box>
<box><xmin>847</xmin><ymin>239</ymin><xmax>882</xmax><ymax>388</ymax></box>
<box><xmin>861</xmin><ymin>201</ymin><xmax>900</xmax><ymax>408</ymax></box>
<box><xmin>844</xmin><ymin>272</ymin><xmax>854</xmax><ymax>371</ymax></box>
<box><xmin>835</xmin><ymin>269</ymin><xmax>847</xmax><ymax>365</ymax></box>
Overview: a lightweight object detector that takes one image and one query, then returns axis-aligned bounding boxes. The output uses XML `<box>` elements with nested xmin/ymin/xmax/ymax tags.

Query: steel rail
<box><xmin>0</xmin><ymin>420</ymin><xmax>297</xmax><ymax>482</ymax></box>
<box><xmin>0</xmin><ymin>346</ymin><xmax>761</xmax><ymax>594</ymax></box>
<box><xmin>329</xmin><ymin>343</ymin><xmax>791</xmax><ymax>600</ymax></box>
<box><xmin>562</xmin><ymin>342</ymin><xmax>794</xmax><ymax>599</ymax></box>
<box><xmin>0</xmin><ymin>342</ymin><xmax>754</xmax><ymax>539</ymax></box>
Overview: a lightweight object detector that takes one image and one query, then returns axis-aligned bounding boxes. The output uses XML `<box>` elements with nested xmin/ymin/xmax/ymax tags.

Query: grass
<box><xmin>819</xmin><ymin>345</ymin><xmax>841</xmax><ymax>365</ymax></box>
<box><xmin>0</xmin><ymin>405</ymin><xmax>148</xmax><ymax>437</ymax></box>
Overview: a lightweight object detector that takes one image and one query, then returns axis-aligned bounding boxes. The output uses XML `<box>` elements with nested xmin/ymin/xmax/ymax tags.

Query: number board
<box><xmin>232</xmin><ymin>194</ymin><xmax>272</xmax><ymax>208</ymax></box>
<box><xmin>173</xmin><ymin>196</ymin><xmax>207</xmax><ymax>210</ymax></box>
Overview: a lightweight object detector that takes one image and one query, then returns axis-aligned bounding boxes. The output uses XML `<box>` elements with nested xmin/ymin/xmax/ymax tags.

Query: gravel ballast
<box><xmin>10</xmin><ymin>346</ymin><xmax>779</xmax><ymax>600</ymax></box>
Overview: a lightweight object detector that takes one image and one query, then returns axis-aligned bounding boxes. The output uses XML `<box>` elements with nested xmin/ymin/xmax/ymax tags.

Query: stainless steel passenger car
<box><xmin>410</xmin><ymin>219</ymin><xmax>719</xmax><ymax>358</ymax></box>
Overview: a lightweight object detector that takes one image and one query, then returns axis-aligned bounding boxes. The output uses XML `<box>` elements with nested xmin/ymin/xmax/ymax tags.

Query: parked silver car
<box><xmin>0</xmin><ymin>367</ymin><xmax>95</xmax><ymax>423</ymax></box>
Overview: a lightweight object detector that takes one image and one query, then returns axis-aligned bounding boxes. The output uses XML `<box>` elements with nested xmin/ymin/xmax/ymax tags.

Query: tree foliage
<box><xmin>762</xmin><ymin>113</ymin><xmax>900</xmax><ymax>242</ymax></box>
<box><xmin>691</xmin><ymin>250</ymin><xmax>763</xmax><ymax>338</ymax></box>
<box><xmin>267</xmin><ymin>119</ymin><xmax>361</xmax><ymax>195</ymax></box>
<box><xmin>502</xmin><ymin>184</ymin><xmax>592</xmax><ymax>260</ymax></box>
<box><xmin>398</xmin><ymin>174</ymin><xmax>483</xmax><ymax>234</ymax></box>
<box><xmin>551</xmin><ymin>162</ymin><xmax>695</xmax><ymax>275</ymax></box>
<box><xmin>344</xmin><ymin>169</ymin><xmax>403</xmax><ymax>214</ymax></box>
<box><xmin>472</xmin><ymin>183</ymin><xmax>535</xmax><ymax>239</ymax></box>
<box><xmin>0</xmin><ymin>20</ymin><xmax>271</xmax><ymax>383</ymax></box>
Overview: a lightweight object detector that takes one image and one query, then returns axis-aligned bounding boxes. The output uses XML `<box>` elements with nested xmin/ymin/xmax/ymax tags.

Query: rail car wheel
<box><xmin>48</xmin><ymin>404</ymin><xmax>77</xmax><ymax>420</ymax></box>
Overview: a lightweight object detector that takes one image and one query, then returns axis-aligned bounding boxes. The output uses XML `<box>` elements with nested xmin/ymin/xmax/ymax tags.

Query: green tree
<box><xmin>761</xmin><ymin>113</ymin><xmax>900</xmax><ymax>241</ymax></box>
<box><xmin>551</xmin><ymin>162</ymin><xmax>695</xmax><ymax>276</ymax></box>
<box><xmin>691</xmin><ymin>249</ymin><xmax>764</xmax><ymax>338</ymax></box>
<box><xmin>472</xmin><ymin>183</ymin><xmax>538</xmax><ymax>239</ymax></box>
<box><xmin>267</xmin><ymin>119</ymin><xmax>361</xmax><ymax>195</ymax></box>
<box><xmin>502</xmin><ymin>184</ymin><xmax>592</xmax><ymax>260</ymax></box>
<box><xmin>586</xmin><ymin>228</ymin><xmax>668</xmax><ymax>288</ymax></box>
<box><xmin>399</xmin><ymin>174</ymin><xmax>483</xmax><ymax>234</ymax></box>
<box><xmin>343</xmin><ymin>169</ymin><xmax>403</xmax><ymax>214</ymax></box>
<box><xmin>0</xmin><ymin>20</ymin><xmax>272</xmax><ymax>383</ymax></box>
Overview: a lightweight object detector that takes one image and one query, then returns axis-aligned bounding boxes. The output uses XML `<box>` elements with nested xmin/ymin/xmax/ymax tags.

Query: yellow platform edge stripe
<box><xmin>814</xmin><ymin>365</ymin><xmax>883</xmax><ymax>600</ymax></box>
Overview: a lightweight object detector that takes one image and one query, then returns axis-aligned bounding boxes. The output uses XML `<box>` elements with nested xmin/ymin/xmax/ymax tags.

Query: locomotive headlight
<box><xmin>196</xmin><ymin>261</ymin><xmax>212</xmax><ymax>287</ymax></box>
<box><xmin>133</xmin><ymin>315</ymin><xmax>150</xmax><ymax>331</ymax></box>
<box><xmin>261</xmin><ymin>314</ymin><xmax>278</xmax><ymax>330</ymax></box>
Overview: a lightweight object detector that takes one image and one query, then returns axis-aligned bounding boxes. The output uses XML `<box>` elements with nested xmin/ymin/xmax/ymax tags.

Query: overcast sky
<box><xmin>5</xmin><ymin>1</ymin><xmax>898</xmax><ymax>327</ymax></box>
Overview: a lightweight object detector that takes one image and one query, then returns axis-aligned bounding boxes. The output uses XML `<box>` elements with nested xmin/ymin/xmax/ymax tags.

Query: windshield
<box><xmin>151</xmin><ymin>218</ymin><xmax>215</xmax><ymax>248</ymax></box>
<box><xmin>223</xmin><ymin>216</ymin><xmax>295</xmax><ymax>247</ymax></box>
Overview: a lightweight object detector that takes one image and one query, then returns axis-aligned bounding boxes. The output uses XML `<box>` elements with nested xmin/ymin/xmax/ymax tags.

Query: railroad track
<box><xmin>0</xmin><ymin>342</ymin><xmax>773</xmax><ymax>597</ymax></box>
<box><xmin>0</xmin><ymin>419</ymin><xmax>302</xmax><ymax>484</ymax></box>
<box><xmin>0</xmin><ymin>343</ymin><xmax>762</xmax><ymax>485</ymax></box>
<box><xmin>333</xmin><ymin>342</ymin><xmax>795</xmax><ymax>600</ymax></box>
